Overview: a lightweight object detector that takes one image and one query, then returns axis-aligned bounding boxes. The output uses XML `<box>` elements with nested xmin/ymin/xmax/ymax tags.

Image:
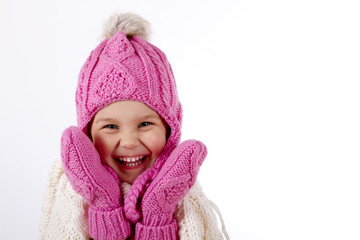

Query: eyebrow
<box><xmin>94</xmin><ymin>117</ymin><xmax>116</xmax><ymax>124</ymax></box>
<box><xmin>94</xmin><ymin>113</ymin><xmax>160</xmax><ymax>124</ymax></box>
<box><xmin>140</xmin><ymin>113</ymin><xmax>160</xmax><ymax>119</ymax></box>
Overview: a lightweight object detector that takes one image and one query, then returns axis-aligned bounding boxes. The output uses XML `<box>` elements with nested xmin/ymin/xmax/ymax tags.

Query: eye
<box><xmin>138</xmin><ymin>122</ymin><xmax>152</xmax><ymax>128</ymax></box>
<box><xmin>104</xmin><ymin>124</ymin><xmax>118</xmax><ymax>129</ymax></box>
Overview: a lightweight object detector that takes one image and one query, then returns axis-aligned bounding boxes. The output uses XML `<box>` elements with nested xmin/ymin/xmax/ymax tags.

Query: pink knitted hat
<box><xmin>76</xmin><ymin>13</ymin><xmax>182</xmax><ymax>171</ymax></box>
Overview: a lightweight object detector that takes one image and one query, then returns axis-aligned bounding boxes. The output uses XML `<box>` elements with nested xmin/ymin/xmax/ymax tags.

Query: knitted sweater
<box><xmin>39</xmin><ymin>159</ymin><xmax>228</xmax><ymax>240</ymax></box>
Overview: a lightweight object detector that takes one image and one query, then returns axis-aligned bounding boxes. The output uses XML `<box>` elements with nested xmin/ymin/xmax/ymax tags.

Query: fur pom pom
<box><xmin>101</xmin><ymin>12</ymin><xmax>151</xmax><ymax>41</ymax></box>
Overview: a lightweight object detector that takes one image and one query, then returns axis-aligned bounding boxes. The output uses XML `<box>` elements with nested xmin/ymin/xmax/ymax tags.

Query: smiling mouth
<box><xmin>116</xmin><ymin>156</ymin><xmax>146</xmax><ymax>167</ymax></box>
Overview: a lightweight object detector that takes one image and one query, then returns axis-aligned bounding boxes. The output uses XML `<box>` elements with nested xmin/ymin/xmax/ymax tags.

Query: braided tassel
<box><xmin>124</xmin><ymin>145</ymin><xmax>176</xmax><ymax>222</ymax></box>
<box><xmin>124</xmin><ymin>167</ymin><xmax>154</xmax><ymax>222</ymax></box>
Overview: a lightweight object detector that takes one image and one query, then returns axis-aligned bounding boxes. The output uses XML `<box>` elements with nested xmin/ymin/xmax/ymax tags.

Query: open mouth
<box><xmin>116</xmin><ymin>156</ymin><xmax>146</xmax><ymax>167</ymax></box>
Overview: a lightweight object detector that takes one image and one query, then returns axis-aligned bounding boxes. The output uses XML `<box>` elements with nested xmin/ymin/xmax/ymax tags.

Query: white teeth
<box><xmin>118</xmin><ymin>156</ymin><xmax>144</xmax><ymax>162</ymax></box>
<box><xmin>127</xmin><ymin>162</ymin><xmax>141</xmax><ymax>167</ymax></box>
<box><xmin>117</xmin><ymin>156</ymin><xmax>145</xmax><ymax>167</ymax></box>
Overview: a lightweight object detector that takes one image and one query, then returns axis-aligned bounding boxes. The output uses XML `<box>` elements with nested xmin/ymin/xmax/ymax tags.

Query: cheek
<box><xmin>92</xmin><ymin>135</ymin><xmax>116</xmax><ymax>160</ymax></box>
<box><xmin>143</xmin><ymin>131</ymin><xmax>167</xmax><ymax>157</ymax></box>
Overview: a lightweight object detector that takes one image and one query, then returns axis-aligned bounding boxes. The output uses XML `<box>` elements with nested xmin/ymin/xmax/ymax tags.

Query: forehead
<box><xmin>94</xmin><ymin>100</ymin><xmax>160</xmax><ymax>120</ymax></box>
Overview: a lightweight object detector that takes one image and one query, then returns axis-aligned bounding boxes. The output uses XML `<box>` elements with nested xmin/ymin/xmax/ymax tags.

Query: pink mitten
<box><xmin>135</xmin><ymin>140</ymin><xmax>207</xmax><ymax>240</ymax></box>
<box><xmin>61</xmin><ymin>126</ymin><xmax>130</xmax><ymax>240</ymax></box>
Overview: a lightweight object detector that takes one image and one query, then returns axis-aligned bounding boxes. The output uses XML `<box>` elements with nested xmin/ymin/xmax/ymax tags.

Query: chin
<box><xmin>118</xmin><ymin>169</ymin><xmax>145</xmax><ymax>185</ymax></box>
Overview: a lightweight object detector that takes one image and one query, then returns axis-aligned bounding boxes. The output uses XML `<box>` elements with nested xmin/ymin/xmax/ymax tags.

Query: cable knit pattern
<box><xmin>40</xmin><ymin>159</ymin><xmax>228</xmax><ymax>239</ymax></box>
<box><xmin>142</xmin><ymin>140</ymin><xmax>206</xmax><ymax>226</ymax></box>
<box><xmin>61</xmin><ymin>126</ymin><xmax>122</xmax><ymax>209</ymax></box>
<box><xmin>61</xmin><ymin>126</ymin><xmax>130</xmax><ymax>239</ymax></box>
<box><xmin>131</xmin><ymin>140</ymin><xmax>206</xmax><ymax>240</ymax></box>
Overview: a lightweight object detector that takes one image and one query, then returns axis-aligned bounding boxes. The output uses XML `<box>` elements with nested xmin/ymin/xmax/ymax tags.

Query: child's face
<box><xmin>90</xmin><ymin>101</ymin><xmax>167</xmax><ymax>184</ymax></box>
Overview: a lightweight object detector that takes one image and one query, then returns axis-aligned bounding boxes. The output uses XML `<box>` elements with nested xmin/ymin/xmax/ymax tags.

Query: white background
<box><xmin>0</xmin><ymin>0</ymin><xmax>359</xmax><ymax>239</ymax></box>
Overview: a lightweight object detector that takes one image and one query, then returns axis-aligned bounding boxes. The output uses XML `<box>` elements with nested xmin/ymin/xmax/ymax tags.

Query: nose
<box><xmin>118</xmin><ymin>131</ymin><xmax>139</xmax><ymax>149</ymax></box>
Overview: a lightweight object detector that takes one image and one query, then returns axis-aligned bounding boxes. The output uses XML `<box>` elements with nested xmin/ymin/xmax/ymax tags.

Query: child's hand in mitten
<box><xmin>135</xmin><ymin>140</ymin><xmax>207</xmax><ymax>240</ymax></box>
<box><xmin>61</xmin><ymin>126</ymin><xmax>130</xmax><ymax>240</ymax></box>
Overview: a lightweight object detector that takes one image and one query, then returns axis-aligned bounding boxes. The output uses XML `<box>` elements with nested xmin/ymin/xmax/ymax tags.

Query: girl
<box><xmin>40</xmin><ymin>13</ymin><xmax>228</xmax><ymax>240</ymax></box>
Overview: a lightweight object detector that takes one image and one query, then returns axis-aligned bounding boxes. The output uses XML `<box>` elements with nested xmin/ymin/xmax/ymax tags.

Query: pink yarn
<box><xmin>135</xmin><ymin>220</ymin><xmax>178</xmax><ymax>240</ymax></box>
<box><xmin>134</xmin><ymin>140</ymin><xmax>207</xmax><ymax>240</ymax></box>
<box><xmin>75</xmin><ymin>30</ymin><xmax>183</xmax><ymax>223</ymax></box>
<box><xmin>61</xmin><ymin>126</ymin><xmax>131</xmax><ymax>239</ymax></box>
<box><xmin>76</xmin><ymin>32</ymin><xmax>182</xmax><ymax>148</ymax></box>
